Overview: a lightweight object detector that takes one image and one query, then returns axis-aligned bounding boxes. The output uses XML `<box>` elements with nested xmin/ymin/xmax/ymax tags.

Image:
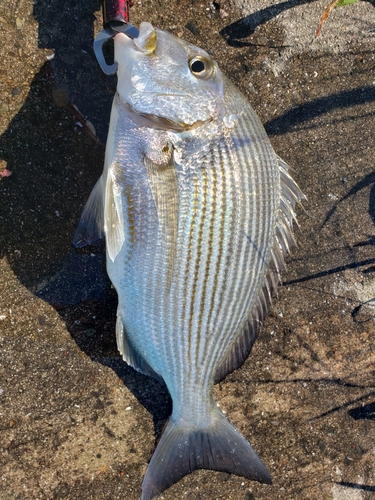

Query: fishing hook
<box><xmin>93</xmin><ymin>0</ymin><xmax>139</xmax><ymax>75</ymax></box>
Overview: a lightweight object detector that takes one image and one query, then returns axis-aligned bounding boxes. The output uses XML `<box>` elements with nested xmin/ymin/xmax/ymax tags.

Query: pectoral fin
<box><xmin>105</xmin><ymin>171</ymin><xmax>125</xmax><ymax>262</ymax></box>
<box><xmin>144</xmin><ymin>149</ymin><xmax>178</xmax><ymax>289</ymax></box>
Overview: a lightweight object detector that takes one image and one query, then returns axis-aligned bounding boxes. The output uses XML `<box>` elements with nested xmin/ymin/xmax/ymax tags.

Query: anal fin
<box><xmin>116</xmin><ymin>316</ymin><xmax>162</xmax><ymax>381</ymax></box>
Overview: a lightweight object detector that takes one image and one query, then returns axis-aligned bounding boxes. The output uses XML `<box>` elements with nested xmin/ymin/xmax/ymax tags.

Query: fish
<box><xmin>73</xmin><ymin>21</ymin><xmax>304</xmax><ymax>500</ymax></box>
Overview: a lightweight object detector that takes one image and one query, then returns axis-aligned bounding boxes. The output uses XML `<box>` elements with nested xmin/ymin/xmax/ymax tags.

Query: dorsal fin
<box><xmin>215</xmin><ymin>156</ymin><xmax>305</xmax><ymax>382</ymax></box>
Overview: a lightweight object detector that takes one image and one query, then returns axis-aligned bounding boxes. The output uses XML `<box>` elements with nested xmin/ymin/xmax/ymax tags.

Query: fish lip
<box><xmin>117</xmin><ymin>94</ymin><xmax>211</xmax><ymax>132</ymax></box>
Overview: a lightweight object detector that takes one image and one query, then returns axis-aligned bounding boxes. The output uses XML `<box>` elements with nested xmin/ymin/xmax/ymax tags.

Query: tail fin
<box><xmin>141</xmin><ymin>409</ymin><xmax>271</xmax><ymax>500</ymax></box>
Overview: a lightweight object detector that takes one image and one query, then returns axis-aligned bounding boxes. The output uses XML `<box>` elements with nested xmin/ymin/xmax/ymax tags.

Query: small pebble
<box><xmin>244</xmin><ymin>492</ymin><xmax>255</xmax><ymax>500</ymax></box>
<box><xmin>0</xmin><ymin>169</ymin><xmax>12</xmax><ymax>178</ymax></box>
<box><xmin>185</xmin><ymin>21</ymin><xmax>200</xmax><ymax>36</ymax></box>
<box><xmin>15</xmin><ymin>17</ymin><xmax>25</xmax><ymax>30</ymax></box>
<box><xmin>11</xmin><ymin>87</ymin><xmax>21</xmax><ymax>97</ymax></box>
<box><xmin>52</xmin><ymin>85</ymin><xmax>70</xmax><ymax>108</ymax></box>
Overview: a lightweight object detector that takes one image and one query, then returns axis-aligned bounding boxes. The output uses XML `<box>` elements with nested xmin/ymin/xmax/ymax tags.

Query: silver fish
<box><xmin>74</xmin><ymin>22</ymin><xmax>304</xmax><ymax>500</ymax></box>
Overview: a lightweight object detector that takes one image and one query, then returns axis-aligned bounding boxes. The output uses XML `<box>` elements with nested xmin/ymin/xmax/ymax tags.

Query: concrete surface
<box><xmin>1</xmin><ymin>0</ymin><xmax>375</xmax><ymax>499</ymax></box>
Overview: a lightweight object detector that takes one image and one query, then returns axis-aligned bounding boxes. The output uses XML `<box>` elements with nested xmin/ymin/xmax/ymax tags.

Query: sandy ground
<box><xmin>1</xmin><ymin>0</ymin><xmax>375</xmax><ymax>499</ymax></box>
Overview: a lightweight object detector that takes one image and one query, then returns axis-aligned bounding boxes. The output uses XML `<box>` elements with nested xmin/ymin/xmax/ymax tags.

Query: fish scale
<box><xmin>73</xmin><ymin>21</ymin><xmax>305</xmax><ymax>500</ymax></box>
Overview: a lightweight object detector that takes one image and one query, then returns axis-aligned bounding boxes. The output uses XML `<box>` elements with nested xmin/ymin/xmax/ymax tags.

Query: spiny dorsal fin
<box><xmin>215</xmin><ymin>156</ymin><xmax>305</xmax><ymax>382</ymax></box>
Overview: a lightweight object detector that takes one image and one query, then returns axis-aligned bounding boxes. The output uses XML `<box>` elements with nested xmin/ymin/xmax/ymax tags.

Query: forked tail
<box><xmin>141</xmin><ymin>408</ymin><xmax>271</xmax><ymax>500</ymax></box>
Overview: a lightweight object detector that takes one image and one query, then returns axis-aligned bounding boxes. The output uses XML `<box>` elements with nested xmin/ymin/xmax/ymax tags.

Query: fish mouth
<box><xmin>118</xmin><ymin>94</ymin><xmax>211</xmax><ymax>132</ymax></box>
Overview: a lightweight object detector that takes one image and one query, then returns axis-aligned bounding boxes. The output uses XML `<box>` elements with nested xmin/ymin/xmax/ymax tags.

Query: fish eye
<box><xmin>189</xmin><ymin>56</ymin><xmax>214</xmax><ymax>79</ymax></box>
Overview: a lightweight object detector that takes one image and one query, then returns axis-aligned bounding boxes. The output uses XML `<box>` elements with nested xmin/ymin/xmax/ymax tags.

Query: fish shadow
<box><xmin>0</xmin><ymin>0</ymin><xmax>113</xmax><ymax>296</ymax></box>
<box><xmin>0</xmin><ymin>0</ymin><xmax>172</xmax><ymax>444</ymax></box>
<box><xmin>99</xmin><ymin>357</ymin><xmax>172</xmax><ymax>439</ymax></box>
<box><xmin>55</xmin><ymin>280</ymin><xmax>173</xmax><ymax>441</ymax></box>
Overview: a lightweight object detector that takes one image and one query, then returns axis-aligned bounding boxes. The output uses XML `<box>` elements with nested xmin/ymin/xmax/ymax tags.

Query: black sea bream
<box><xmin>74</xmin><ymin>22</ymin><xmax>304</xmax><ymax>500</ymax></box>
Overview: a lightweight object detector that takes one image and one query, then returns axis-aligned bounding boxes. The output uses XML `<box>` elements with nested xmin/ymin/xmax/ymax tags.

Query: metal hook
<box><xmin>93</xmin><ymin>0</ymin><xmax>139</xmax><ymax>75</ymax></box>
<box><xmin>93</xmin><ymin>23</ymin><xmax>139</xmax><ymax>75</ymax></box>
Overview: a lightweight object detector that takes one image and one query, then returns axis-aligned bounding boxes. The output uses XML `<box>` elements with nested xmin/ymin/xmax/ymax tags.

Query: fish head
<box><xmin>114</xmin><ymin>22</ymin><xmax>226</xmax><ymax>130</ymax></box>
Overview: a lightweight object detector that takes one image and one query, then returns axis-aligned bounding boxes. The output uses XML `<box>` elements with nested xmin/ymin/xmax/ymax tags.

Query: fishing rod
<box><xmin>93</xmin><ymin>0</ymin><xmax>139</xmax><ymax>75</ymax></box>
